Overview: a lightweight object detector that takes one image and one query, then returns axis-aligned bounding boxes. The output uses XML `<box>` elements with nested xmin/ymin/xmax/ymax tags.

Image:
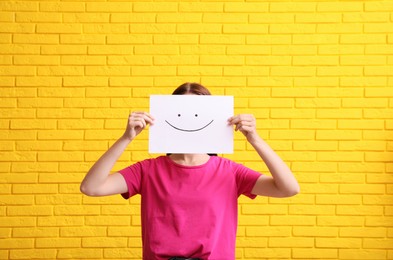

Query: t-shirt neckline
<box><xmin>164</xmin><ymin>155</ymin><xmax>214</xmax><ymax>169</ymax></box>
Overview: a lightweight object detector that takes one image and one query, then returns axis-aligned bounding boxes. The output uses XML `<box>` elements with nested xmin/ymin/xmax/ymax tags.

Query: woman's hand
<box><xmin>123</xmin><ymin>112</ymin><xmax>154</xmax><ymax>141</ymax></box>
<box><xmin>228</xmin><ymin>114</ymin><xmax>259</xmax><ymax>143</ymax></box>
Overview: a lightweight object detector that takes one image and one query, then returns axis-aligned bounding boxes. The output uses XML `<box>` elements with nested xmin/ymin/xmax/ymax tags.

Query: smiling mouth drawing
<box><xmin>165</xmin><ymin>120</ymin><xmax>214</xmax><ymax>132</ymax></box>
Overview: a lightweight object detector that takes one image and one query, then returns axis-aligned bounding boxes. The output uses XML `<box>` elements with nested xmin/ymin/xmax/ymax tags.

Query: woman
<box><xmin>80</xmin><ymin>82</ymin><xmax>300</xmax><ymax>260</ymax></box>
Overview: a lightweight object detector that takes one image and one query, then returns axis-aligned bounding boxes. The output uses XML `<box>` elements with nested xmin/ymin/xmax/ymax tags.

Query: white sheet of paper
<box><xmin>149</xmin><ymin>95</ymin><xmax>234</xmax><ymax>154</ymax></box>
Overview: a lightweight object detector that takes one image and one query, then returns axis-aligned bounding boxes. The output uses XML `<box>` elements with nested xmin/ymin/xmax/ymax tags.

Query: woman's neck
<box><xmin>168</xmin><ymin>154</ymin><xmax>210</xmax><ymax>166</ymax></box>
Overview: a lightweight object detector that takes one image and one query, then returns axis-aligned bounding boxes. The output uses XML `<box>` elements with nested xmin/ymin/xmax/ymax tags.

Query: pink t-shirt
<box><xmin>119</xmin><ymin>155</ymin><xmax>261</xmax><ymax>260</ymax></box>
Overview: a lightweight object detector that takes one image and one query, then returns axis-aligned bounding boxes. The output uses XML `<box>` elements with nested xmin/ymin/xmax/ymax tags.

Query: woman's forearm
<box><xmin>80</xmin><ymin>135</ymin><xmax>131</xmax><ymax>195</ymax></box>
<box><xmin>249</xmin><ymin>134</ymin><xmax>300</xmax><ymax>196</ymax></box>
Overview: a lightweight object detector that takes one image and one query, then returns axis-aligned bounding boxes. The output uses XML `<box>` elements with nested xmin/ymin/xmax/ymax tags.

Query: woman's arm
<box><xmin>228</xmin><ymin>114</ymin><xmax>300</xmax><ymax>198</ymax></box>
<box><xmin>80</xmin><ymin>112</ymin><xmax>154</xmax><ymax>196</ymax></box>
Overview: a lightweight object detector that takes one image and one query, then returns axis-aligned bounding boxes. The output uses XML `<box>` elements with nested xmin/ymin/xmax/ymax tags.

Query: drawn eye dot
<box><xmin>195</xmin><ymin>114</ymin><xmax>198</xmax><ymax>117</ymax></box>
<box><xmin>178</xmin><ymin>114</ymin><xmax>181</xmax><ymax>117</ymax></box>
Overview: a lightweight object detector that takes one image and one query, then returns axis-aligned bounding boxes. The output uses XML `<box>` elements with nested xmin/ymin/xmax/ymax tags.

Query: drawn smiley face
<box><xmin>165</xmin><ymin>113</ymin><xmax>214</xmax><ymax>132</ymax></box>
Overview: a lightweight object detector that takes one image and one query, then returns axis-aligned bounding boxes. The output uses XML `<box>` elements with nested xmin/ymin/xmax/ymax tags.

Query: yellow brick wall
<box><xmin>1</xmin><ymin>0</ymin><xmax>392</xmax><ymax>259</ymax></box>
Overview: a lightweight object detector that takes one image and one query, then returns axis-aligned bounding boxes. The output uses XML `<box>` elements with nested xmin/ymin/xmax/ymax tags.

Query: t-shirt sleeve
<box><xmin>234</xmin><ymin>162</ymin><xmax>262</xmax><ymax>199</ymax></box>
<box><xmin>118</xmin><ymin>161</ymin><xmax>144</xmax><ymax>199</ymax></box>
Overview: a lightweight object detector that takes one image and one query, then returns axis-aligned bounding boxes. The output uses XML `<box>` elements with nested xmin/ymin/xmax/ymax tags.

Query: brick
<box><xmin>36</xmin><ymin>24</ymin><xmax>81</xmax><ymax>34</ymax></box>
<box><xmin>15</xmin><ymin>75</ymin><xmax>62</xmax><ymax>87</ymax></box>
<box><xmin>154</xmin><ymin>55</ymin><xmax>199</xmax><ymax>66</ymax></box>
<box><xmin>316</xmin><ymin>194</ymin><xmax>361</xmax><ymax>205</ymax></box>
<box><xmin>35</xmin><ymin>194</ymin><xmax>80</xmax><ymax>205</ymax></box>
<box><xmin>318</xmin><ymin>24</ymin><xmax>363</xmax><ymax>33</ymax></box>
<box><xmin>296</xmin><ymin>13</ymin><xmax>341</xmax><ymax>23</ymax></box>
<box><xmin>338</xmin><ymin>120</ymin><xmax>384</xmax><ymax>130</ymax></box>
<box><xmin>200</xmin><ymin>35</ymin><xmax>244</xmax><ymax>45</ymax></box>
<box><xmin>104</xmin><ymin>248</ymin><xmax>142</xmax><ymax>259</ymax></box>
<box><xmin>293</xmin><ymin>248</ymin><xmax>338</xmax><ymax>259</ymax></box>
<box><xmin>340</xmin><ymin>184</ymin><xmax>385</xmax><ymax>194</ymax></box>
<box><xmin>341</xmin><ymin>34</ymin><xmax>387</xmax><ymax>44</ymax></box>
<box><xmin>88</xmin><ymin>45</ymin><xmax>133</xmax><ymax>55</ymax></box>
<box><xmin>177</xmin><ymin>24</ymin><xmax>221</xmax><ymax>34</ymax></box>
<box><xmin>247</xmin><ymin>225</ymin><xmax>291</xmax><ymax>237</ymax></box>
<box><xmin>156</xmin><ymin>13</ymin><xmax>201</xmax><ymax>23</ymax></box>
<box><xmin>365</xmin><ymin>23</ymin><xmax>393</xmax><ymax>33</ymax></box>
<box><xmin>108</xmin><ymin>55</ymin><xmax>152</xmax><ymax>66</ymax></box>
<box><xmin>318</xmin><ymin>66</ymin><xmax>363</xmax><ymax>76</ymax></box>
<box><xmin>85</xmin><ymin>216</ymin><xmax>130</xmax><ymax>226</ymax></box>
<box><xmin>271</xmin><ymin>66</ymin><xmax>315</xmax><ymax>76</ymax></box>
<box><xmin>293</xmin><ymin>34</ymin><xmax>338</xmax><ymax>44</ymax></box>
<box><xmin>269</xmin><ymin>237</ymin><xmax>314</xmax><ymax>248</ymax></box>
<box><xmin>340</xmin><ymin>227</ymin><xmax>386</xmax><ymax>238</ymax></box>
<box><xmin>318</xmin><ymin>2</ymin><xmax>363</xmax><ymax>12</ymax></box>
<box><xmin>363</xmin><ymin>238</ymin><xmax>393</xmax><ymax>249</ymax></box>
<box><xmin>38</xmin><ymin>151</ymin><xmax>84</xmax><ymax>162</ymax></box>
<box><xmin>315</xmin><ymin>237</ymin><xmax>362</xmax><ymax>249</ymax></box>
<box><xmin>63</xmin><ymin>76</ymin><xmax>108</xmax><ymax>87</ymax></box>
<box><xmin>180</xmin><ymin>2</ymin><xmax>222</xmax><ymax>12</ymax></box>
<box><xmin>247</xmin><ymin>35</ymin><xmax>291</xmax><ymax>45</ymax></box>
<box><xmin>366</xmin><ymin>152</ymin><xmax>393</xmax><ymax>162</ymax></box>
<box><xmin>0</xmin><ymin>216</ymin><xmax>36</xmax><ymax>227</ymax></box>
<box><xmin>292</xmin><ymin>162</ymin><xmax>336</xmax><ymax>173</ymax></box>
<box><xmin>132</xmin><ymin>66</ymin><xmax>176</xmax><ymax>76</ymax></box>
<box><xmin>86</xmin><ymin>2</ymin><xmax>131</xmax><ymax>12</ymax></box>
<box><xmin>201</xmin><ymin>77</ymin><xmax>246</xmax><ymax>87</ymax></box>
<box><xmin>270</xmin><ymin>24</ymin><xmax>316</xmax><ymax>34</ymax></box>
<box><xmin>37</xmin><ymin>66</ymin><xmax>84</xmax><ymax>76</ymax></box>
<box><xmin>37</xmin><ymin>87</ymin><xmax>84</xmax><ymax>98</ymax></box>
<box><xmin>83</xmin><ymin>24</ymin><xmax>129</xmax><ymax>34</ymax></box>
<box><xmin>246</xmin><ymin>55</ymin><xmax>290</xmax><ymax>65</ymax></box>
<box><xmin>63</xmin><ymin>13</ymin><xmax>109</xmax><ymax>23</ymax></box>
<box><xmin>318</xmin><ymin>109</ymin><xmax>362</xmax><ymax>119</ymax></box>
<box><xmin>40</xmin><ymin>2</ymin><xmax>84</xmax><ymax>12</ymax></box>
<box><xmin>294</xmin><ymin>56</ymin><xmax>338</xmax><ymax>66</ymax></box>
<box><xmin>64</xmin><ymin>99</ymin><xmax>109</xmax><ymax>109</ymax></box>
<box><xmin>224</xmin><ymin>24</ymin><xmax>269</xmax><ymax>34</ymax></box>
<box><xmin>293</xmin><ymin>226</ymin><xmax>338</xmax><ymax>237</ymax></box>
<box><xmin>54</xmin><ymin>205</ymin><xmax>100</xmax><ymax>216</ymax></box>
<box><xmin>36</xmin><ymin>108</ymin><xmax>82</xmax><ymax>119</ymax></box>
<box><xmin>154</xmin><ymin>35</ymin><xmax>198</xmax><ymax>45</ymax></box>
<box><xmin>343</xmin><ymin>97</ymin><xmax>388</xmax><ymax>107</ymax></box>
<box><xmin>7</xmin><ymin>206</ymin><xmax>52</xmax><ymax>216</ymax></box>
<box><xmin>131</xmin><ymin>24</ymin><xmax>176</xmax><ymax>34</ymax></box>
<box><xmin>82</xmin><ymin>237</ymin><xmax>127</xmax><ymax>248</ymax></box>
<box><xmin>36</xmin><ymin>238</ymin><xmax>81</xmax><ymax>248</ymax></box>
<box><xmin>204</xmin><ymin>13</ymin><xmax>248</xmax><ymax>23</ymax></box>
<box><xmin>61</xmin><ymin>227</ymin><xmax>106</xmax><ymax>237</ymax></box>
<box><xmin>245</xmin><ymin>248</ymin><xmax>291</xmax><ymax>259</ymax></box>
<box><xmin>60</xmin><ymin>34</ymin><xmax>105</xmax><ymax>44</ymax></box>
<box><xmin>38</xmin><ymin>216</ymin><xmax>84</xmax><ymax>227</ymax></box>
<box><xmin>225</xmin><ymin>3</ymin><xmax>268</xmax><ymax>13</ymax></box>
<box><xmin>181</xmin><ymin>45</ymin><xmax>225</xmax><ymax>55</ymax></box>
<box><xmin>135</xmin><ymin>2</ymin><xmax>177</xmax><ymax>12</ymax></box>
<box><xmin>10</xmin><ymin>249</ymin><xmax>57</xmax><ymax>259</ymax></box>
<box><xmin>0</xmin><ymin>238</ymin><xmax>34</xmax><ymax>249</ymax></box>
<box><xmin>0</xmin><ymin>66</ymin><xmax>35</xmax><ymax>76</ymax></box>
<box><xmin>339</xmin><ymin>249</ymin><xmax>387</xmax><ymax>260</ymax></box>
<box><xmin>85</xmin><ymin>66</ymin><xmax>130</xmax><ymax>76</ymax></box>
<box><xmin>107</xmin><ymin>35</ymin><xmax>152</xmax><ymax>45</ymax></box>
<box><xmin>57</xmin><ymin>248</ymin><xmax>102</xmax><ymax>259</ymax></box>
<box><xmin>366</xmin><ymin>88</ymin><xmax>393</xmax><ymax>98</ymax></box>
<box><xmin>178</xmin><ymin>66</ymin><xmax>222</xmax><ymax>76</ymax></box>
<box><xmin>319</xmin><ymin>45</ymin><xmax>364</xmax><ymax>55</ymax></box>
<box><xmin>289</xmin><ymin>205</ymin><xmax>336</xmax><ymax>215</ymax></box>
<box><xmin>42</xmin><ymin>45</ymin><xmax>87</xmax><ymax>55</ymax></box>
<box><xmin>0</xmin><ymin>23</ymin><xmax>34</xmax><ymax>33</ymax></box>
<box><xmin>364</xmin><ymin>108</ymin><xmax>393</xmax><ymax>118</ymax></box>
<box><xmin>366</xmin><ymin>45</ymin><xmax>393</xmax><ymax>54</ymax></box>
<box><xmin>318</xmin><ymin>216</ymin><xmax>364</xmax><ymax>227</ymax></box>
<box><xmin>12</xmin><ymin>184</ymin><xmax>58</xmax><ymax>194</ymax></box>
<box><xmin>339</xmin><ymin>141</ymin><xmax>386</xmax><ymax>151</ymax></box>
<box><xmin>295</xmin><ymin>98</ymin><xmax>340</xmax><ymax>108</ymax></box>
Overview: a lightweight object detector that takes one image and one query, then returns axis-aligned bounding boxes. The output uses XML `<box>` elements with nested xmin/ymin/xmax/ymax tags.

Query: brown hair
<box><xmin>172</xmin><ymin>82</ymin><xmax>211</xmax><ymax>95</ymax></box>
